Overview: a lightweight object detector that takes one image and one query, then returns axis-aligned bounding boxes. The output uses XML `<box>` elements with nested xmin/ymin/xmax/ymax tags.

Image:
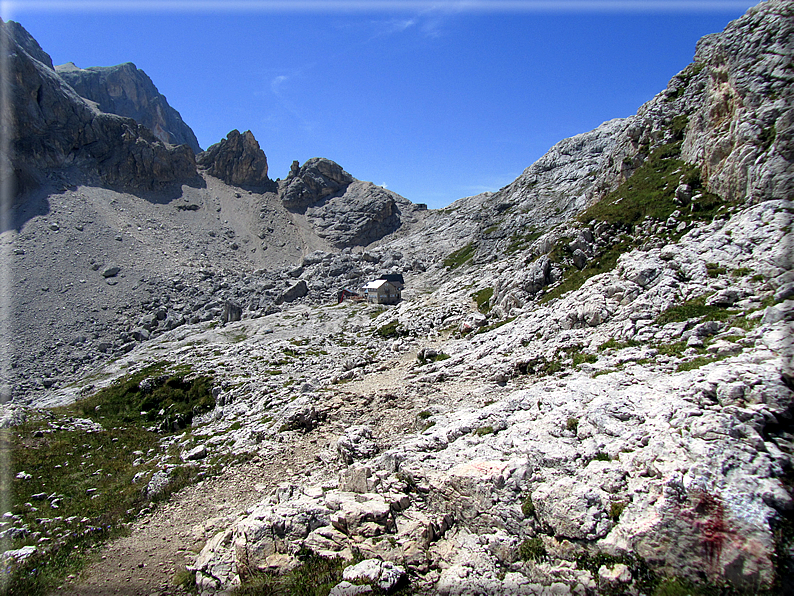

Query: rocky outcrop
<box><xmin>404</xmin><ymin>0</ymin><xmax>792</xmax><ymax>271</ymax></box>
<box><xmin>55</xmin><ymin>61</ymin><xmax>201</xmax><ymax>153</ymax></box>
<box><xmin>4</xmin><ymin>21</ymin><xmax>198</xmax><ymax>195</ymax></box>
<box><xmin>196</xmin><ymin>130</ymin><xmax>275</xmax><ymax>190</ymax></box>
<box><xmin>305</xmin><ymin>181</ymin><xmax>409</xmax><ymax>248</ymax></box>
<box><xmin>280</xmin><ymin>158</ymin><xmax>354</xmax><ymax>212</ymax></box>
<box><xmin>681</xmin><ymin>0</ymin><xmax>793</xmax><ymax>203</ymax></box>
<box><xmin>279</xmin><ymin>158</ymin><xmax>419</xmax><ymax>248</ymax></box>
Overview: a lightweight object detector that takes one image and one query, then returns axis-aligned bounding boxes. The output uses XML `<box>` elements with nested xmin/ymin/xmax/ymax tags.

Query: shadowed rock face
<box><xmin>196</xmin><ymin>129</ymin><xmax>275</xmax><ymax>190</ymax></box>
<box><xmin>3</xmin><ymin>21</ymin><xmax>198</xmax><ymax>196</ymax></box>
<box><xmin>55</xmin><ymin>61</ymin><xmax>202</xmax><ymax>154</ymax></box>
<box><xmin>4</xmin><ymin>19</ymin><xmax>54</xmax><ymax>69</ymax></box>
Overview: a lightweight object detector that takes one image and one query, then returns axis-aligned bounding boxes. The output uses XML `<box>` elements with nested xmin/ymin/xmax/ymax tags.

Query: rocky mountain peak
<box><xmin>196</xmin><ymin>129</ymin><xmax>275</xmax><ymax>190</ymax></box>
<box><xmin>280</xmin><ymin>157</ymin><xmax>355</xmax><ymax>212</ymax></box>
<box><xmin>4</xmin><ymin>20</ymin><xmax>54</xmax><ymax>69</ymax></box>
<box><xmin>55</xmin><ymin>60</ymin><xmax>201</xmax><ymax>153</ymax></box>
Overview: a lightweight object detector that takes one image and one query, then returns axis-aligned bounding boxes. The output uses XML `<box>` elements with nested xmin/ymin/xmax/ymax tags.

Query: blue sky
<box><xmin>5</xmin><ymin>1</ymin><xmax>758</xmax><ymax>208</ymax></box>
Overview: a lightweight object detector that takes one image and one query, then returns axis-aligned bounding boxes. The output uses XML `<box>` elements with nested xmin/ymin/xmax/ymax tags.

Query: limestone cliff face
<box><xmin>4</xmin><ymin>21</ymin><xmax>199</xmax><ymax>195</ymax></box>
<box><xmin>55</xmin><ymin>61</ymin><xmax>202</xmax><ymax>154</ymax></box>
<box><xmin>196</xmin><ymin>129</ymin><xmax>274</xmax><ymax>190</ymax></box>
<box><xmin>681</xmin><ymin>0</ymin><xmax>793</xmax><ymax>203</ymax></box>
<box><xmin>4</xmin><ymin>19</ymin><xmax>54</xmax><ymax>69</ymax></box>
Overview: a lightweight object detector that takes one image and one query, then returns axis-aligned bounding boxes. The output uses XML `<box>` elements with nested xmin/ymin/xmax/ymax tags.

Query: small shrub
<box><xmin>566</xmin><ymin>417</ymin><xmax>580</xmax><ymax>432</ymax></box>
<box><xmin>521</xmin><ymin>494</ymin><xmax>536</xmax><ymax>518</ymax></box>
<box><xmin>519</xmin><ymin>537</ymin><xmax>546</xmax><ymax>562</ymax></box>
<box><xmin>592</xmin><ymin>451</ymin><xmax>612</xmax><ymax>462</ymax></box>
<box><xmin>609</xmin><ymin>501</ymin><xmax>626</xmax><ymax>521</ymax></box>
<box><xmin>417</xmin><ymin>410</ymin><xmax>432</xmax><ymax>420</ymax></box>
<box><xmin>475</xmin><ymin>425</ymin><xmax>494</xmax><ymax>436</ymax></box>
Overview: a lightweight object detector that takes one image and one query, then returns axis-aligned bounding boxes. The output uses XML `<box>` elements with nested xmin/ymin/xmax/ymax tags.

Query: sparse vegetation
<box><xmin>472</xmin><ymin>287</ymin><xmax>494</xmax><ymax>314</ymax></box>
<box><xmin>521</xmin><ymin>494</ymin><xmax>536</xmax><ymax>518</ymax></box>
<box><xmin>705</xmin><ymin>262</ymin><xmax>727</xmax><ymax>278</ymax></box>
<box><xmin>519</xmin><ymin>537</ymin><xmax>547</xmax><ymax>562</ymax></box>
<box><xmin>506</xmin><ymin>229</ymin><xmax>543</xmax><ymax>254</ymax></box>
<box><xmin>233</xmin><ymin>549</ymin><xmax>353</xmax><ymax>596</ymax></box>
<box><xmin>566</xmin><ymin>417</ymin><xmax>580</xmax><ymax>432</ymax></box>
<box><xmin>443</xmin><ymin>242</ymin><xmax>477</xmax><ymax>269</ymax></box>
<box><xmin>475</xmin><ymin>425</ymin><xmax>495</xmax><ymax>436</ymax></box>
<box><xmin>609</xmin><ymin>501</ymin><xmax>626</xmax><ymax>521</ymax></box>
<box><xmin>2</xmin><ymin>362</ymin><xmax>215</xmax><ymax>594</ymax></box>
<box><xmin>474</xmin><ymin>317</ymin><xmax>516</xmax><ymax>335</ymax></box>
<box><xmin>655</xmin><ymin>295</ymin><xmax>735</xmax><ymax>325</ymax></box>
<box><xmin>375</xmin><ymin>320</ymin><xmax>408</xmax><ymax>339</ymax></box>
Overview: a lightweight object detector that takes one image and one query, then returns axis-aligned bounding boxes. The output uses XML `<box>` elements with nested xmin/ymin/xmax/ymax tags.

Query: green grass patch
<box><xmin>579</xmin><ymin>142</ymin><xmax>727</xmax><ymax>227</ymax></box>
<box><xmin>2</xmin><ymin>363</ymin><xmax>216</xmax><ymax>593</ymax></box>
<box><xmin>572</xmin><ymin>351</ymin><xmax>598</xmax><ymax>366</ymax></box>
<box><xmin>475</xmin><ymin>425</ymin><xmax>495</xmax><ymax>437</ymax></box>
<box><xmin>417</xmin><ymin>352</ymin><xmax>450</xmax><ymax>365</ymax></box>
<box><xmin>474</xmin><ymin>317</ymin><xmax>516</xmax><ymax>335</ymax></box>
<box><xmin>676</xmin><ymin>353</ymin><xmax>732</xmax><ymax>372</ymax></box>
<box><xmin>521</xmin><ymin>494</ymin><xmax>536</xmax><ymax>518</ymax></box>
<box><xmin>539</xmin><ymin>235</ymin><xmax>634</xmax><ymax>304</ymax></box>
<box><xmin>656</xmin><ymin>341</ymin><xmax>690</xmax><ymax>357</ymax></box>
<box><xmin>705</xmin><ymin>262</ymin><xmax>727</xmax><ymax>278</ymax></box>
<box><xmin>519</xmin><ymin>537</ymin><xmax>547</xmax><ymax>562</ymax></box>
<box><xmin>472</xmin><ymin>287</ymin><xmax>494</xmax><ymax>314</ymax></box>
<box><xmin>375</xmin><ymin>320</ymin><xmax>408</xmax><ymax>339</ymax></box>
<box><xmin>506</xmin><ymin>229</ymin><xmax>543</xmax><ymax>254</ymax></box>
<box><xmin>443</xmin><ymin>242</ymin><xmax>476</xmax><ymax>269</ymax></box>
<box><xmin>599</xmin><ymin>338</ymin><xmax>644</xmax><ymax>351</ymax></box>
<box><xmin>233</xmin><ymin>549</ymin><xmax>354</xmax><ymax>596</ymax></box>
<box><xmin>609</xmin><ymin>501</ymin><xmax>626</xmax><ymax>522</ymax></box>
<box><xmin>655</xmin><ymin>295</ymin><xmax>735</xmax><ymax>325</ymax></box>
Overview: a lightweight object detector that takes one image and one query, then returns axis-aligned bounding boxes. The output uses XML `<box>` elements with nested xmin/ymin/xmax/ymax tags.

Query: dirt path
<box><xmin>50</xmin><ymin>340</ymin><xmax>491</xmax><ymax>596</ymax></box>
<box><xmin>55</xmin><ymin>438</ymin><xmax>330</xmax><ymax>596</ymax></box>
<box><xmin>55</xmin><ymin>354</ymin><xmax>423</xmax><ymax>595</ymax></box>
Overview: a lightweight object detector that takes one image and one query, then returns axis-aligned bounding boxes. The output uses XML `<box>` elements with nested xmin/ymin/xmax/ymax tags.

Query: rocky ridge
<box><xmin>55</xmin><ymin>61</ymin><xmax>202</xmax><ymax>154</ymax></box>
<box><xmin>0</xmin><ymin>2</ymin><xmax>792</xmax><ymax>595</ymax></box>
<box><xmin>3</xmin><ymin>21</ymin><xmax>199</xmax><ymax>196</ymax></box>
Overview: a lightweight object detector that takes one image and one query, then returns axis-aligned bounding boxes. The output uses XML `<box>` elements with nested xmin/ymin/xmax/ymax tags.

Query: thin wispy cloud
<box><xmin>269</xmin><ymin>71</ymin><xmax>315</xmax><ymax>133</ymax></box>
<box><xmin>6</xmin><ymin>1</ymin><xmax>757</xmax><ymax>15</ymax></box>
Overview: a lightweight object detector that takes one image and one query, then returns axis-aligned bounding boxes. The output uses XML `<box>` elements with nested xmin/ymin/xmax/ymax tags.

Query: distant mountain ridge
<box><xmin>56</xmin><ymin>61</ymin><xmax>202</xmax><ymax>153</ymax></box>
<box><xmin>2</xmin><ymin>19</ymin><xmax>199</xmax><ymax>196</ymax></box>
